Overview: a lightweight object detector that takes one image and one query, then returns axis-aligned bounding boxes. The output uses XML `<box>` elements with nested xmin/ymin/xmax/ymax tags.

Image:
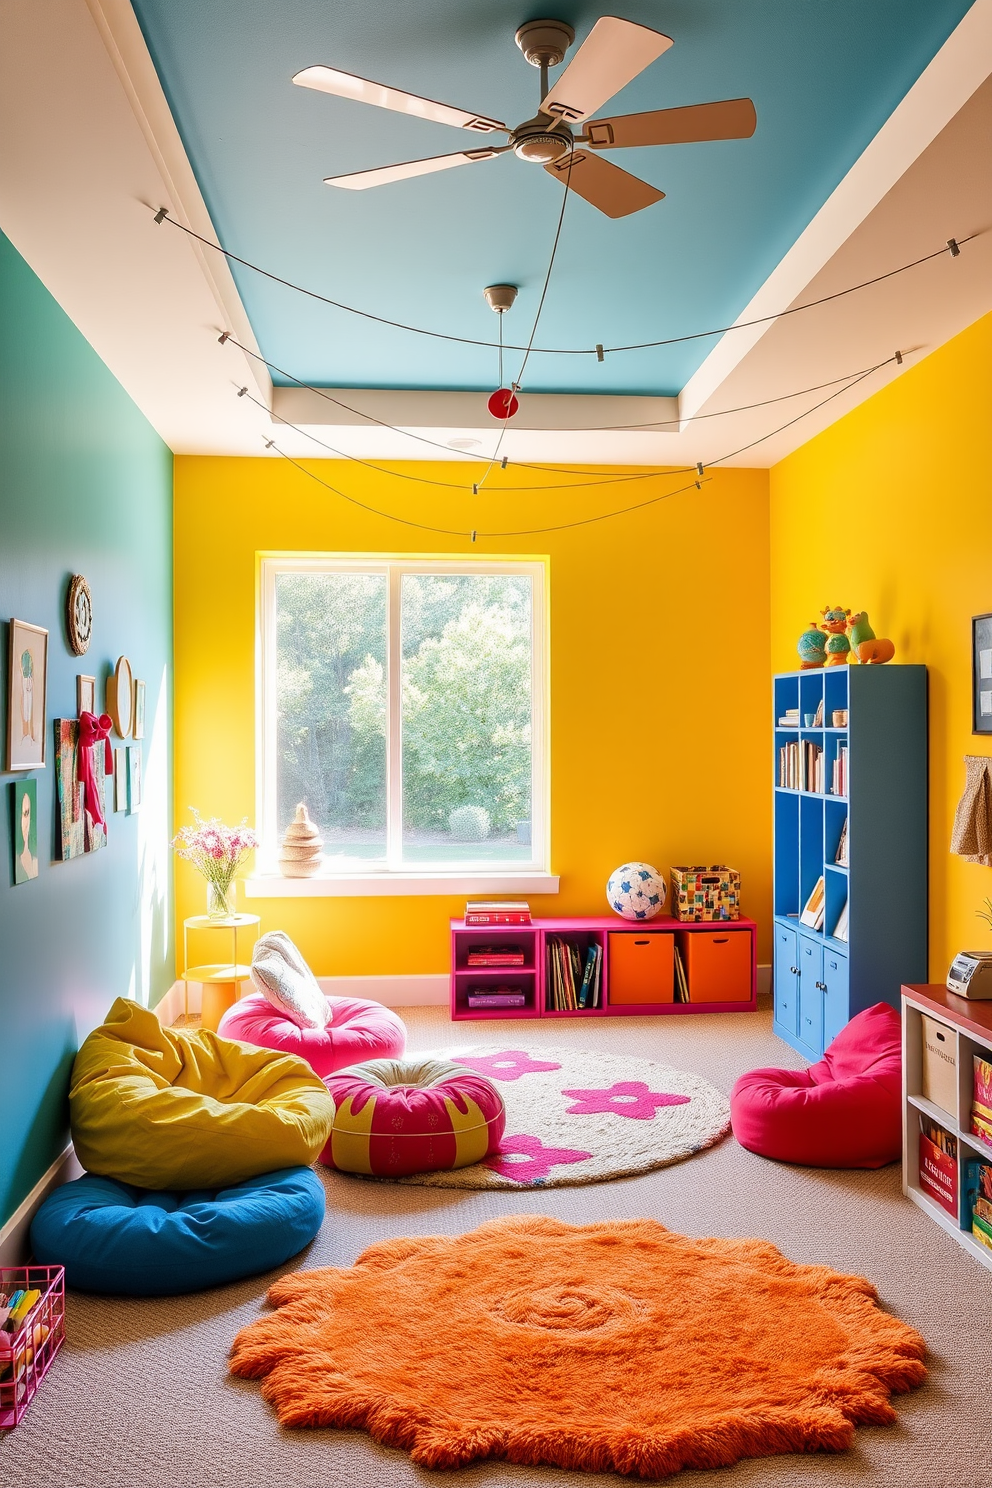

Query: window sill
<box><xmin>244</xmin><ymin>871</ymin><xmax>560</xmax><ymax>899</ymax></box>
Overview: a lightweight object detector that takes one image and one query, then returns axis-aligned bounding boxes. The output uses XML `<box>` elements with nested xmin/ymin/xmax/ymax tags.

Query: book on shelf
<box><xmin>464</xmin><ymin>900</ymin><xmax>531</xmax><ymax>926</ymax></box>
<box><xmin>673</xmin><ymin>945</ymin><xmax>689</xmax><ymax>1003</ymax></box>
<box><xmin>972</xmin><ymin>1055</ymin><xmax>992</xmax><ymax>1147</ymax></box>
<box><xmin>919</xmin><ymin>1113</ymin><xmax>958</xmax><ymax>1217</ymax></box>
<box><xmin>830</xmin><ymin>745</ymin><xmax>849</xmax><ymax>797</ymax></box>
<box><xmin>777</xmin><ymin>708</ymin><xmax>800</xmax><ymax>727</ymax></box>
<box><xmin>813</xmin><ymin>699</ymin><xmax>824</xmax><ymax>728</ymax></box>
<box><xmin>466</xmin><ymin>946</ymin><xmax>526</xmax><ymax>967</ymax></box>
<box><xmin>467</xmin><ymin>989</ymin><xmax>528</xmax><ymax>1008</ymax></box>
<box><xmin>800</xmin><ymin>876</ymin><xmax>825</xmax><ymax>929</ymax></box>
<box><xmin>834</xmin><ymin>817</ymin><xmax>849</xmax><ymax>866</ymax></box>
<box><xmin>965</xmin><ymin>1159</ymin><xmax>992</xmax><ymax>1251</ymax></box>
<box><xmin>831</xmin><ymin>899</ymin><xmax>849</xmax><ymax>942</ymax></box>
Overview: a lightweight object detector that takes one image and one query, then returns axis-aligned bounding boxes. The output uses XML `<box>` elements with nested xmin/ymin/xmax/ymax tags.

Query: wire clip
<box><xmin>237</xmin><ymin>386</ymin><xmax>248</xmax><ymax>397</ymax></box>
<box><xmin>470</xmin><ymin>530</ymin><xmax>477</xmax><ymax>543</ymax></box>
<box><xmin>946</xmin><ymin>238</ymin><xmax>960</xmax><ymax>257</ymax></box>
<box><xmin>894</xmin><ymin>350</ymin><xmax>903</xmax><ymax>365</ymax></box>
<box><xmin>596</xmin><ymin>344</ymin><xmax>604</xmax><ymax>362</ymax></box>
<box><xmin>218</xmin><ymin>331</ymin><xmax>231</xmax><ymax>345</ymax></box>
<box><xmin>500</xmin><ymin>456</ymin><xmax>508</xmax><ymax>470</ymax></box>
<box><xmin>153</xmin><ymin>207</ymin><xmax>169</xmax><ymax>225</ymax></box>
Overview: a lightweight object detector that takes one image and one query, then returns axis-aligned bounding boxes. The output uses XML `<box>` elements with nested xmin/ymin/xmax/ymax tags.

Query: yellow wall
<box><xmin>174</xmin><ymin>457</ymin><xmax>771</xmax><ymax>974</ymax></box>
<box><xmin>770</xmin><ymin>310</ymin><xmax>992</xmax><ymax>982</ymax></box>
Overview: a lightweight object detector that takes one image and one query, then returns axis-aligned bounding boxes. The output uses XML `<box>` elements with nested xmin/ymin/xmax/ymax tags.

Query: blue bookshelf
<box><xmin>772</xmin><ymin>665</ymin><xmax>928</xmax><ymax>1060</ymax></box>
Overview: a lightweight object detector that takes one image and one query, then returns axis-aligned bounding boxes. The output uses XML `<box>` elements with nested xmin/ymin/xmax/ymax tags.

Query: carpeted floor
<box><xmin>3</xmin><ymin>1005</ymin><xmax>991</xmax><ymax>1488</ymax></box>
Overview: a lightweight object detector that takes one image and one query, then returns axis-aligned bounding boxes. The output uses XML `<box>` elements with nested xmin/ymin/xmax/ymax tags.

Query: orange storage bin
<box><xmin>608</xmin><ymin>932</ymin><xmax>674</xmax><ymax>1005</ymax></box>
<box><xmin>681</xmin><ymin>930</ymin><xmax>751</xmax><ymax>1002</ymax></box>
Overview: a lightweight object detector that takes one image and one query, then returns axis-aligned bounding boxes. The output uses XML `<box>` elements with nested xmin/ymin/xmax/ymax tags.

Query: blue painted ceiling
<box><xmin>131</xmin><ymin>0</ymin><xmax>972</xmax><ymax>396</ymax></box>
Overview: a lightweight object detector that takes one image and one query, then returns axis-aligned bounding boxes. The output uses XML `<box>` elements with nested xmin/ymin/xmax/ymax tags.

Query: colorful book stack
<box><xmin>918</xmin><ymin>1113</ymin><xmax>958</xmax><ymax>1217</ymax></box>
<box><xmin>965</xmin><ymin>1159</ymin><xmax>992</xmax><ymax>1252</ymax></box>
<box><xmin>464</xmin><ymin>900</ymin><xmax>531</xmax><ymax>926</ymax></box>
<box><xmin>972</xmin><ymin>1054</ymin><xmax>992</xmax><ymax>1148</ymax></box>
<box><xmin>777</xmin><ymin>707</ymin><xmax>800</xmax><ymax>727</ymax></box>
<box><xmin>777</xmin><ymin>740</ymin><xmax>824</xmax><ymax>791</ymax></box>
<box><xmin>830</xmin><ymin>744</ymin><xmax>849</xmax><ymax>797</ymax></box>
<box><xmin>466</xmin><ymin>946</ymin><xmax>525</xmax><ymax>968</ymax></box>
<box><xmin>546</xmin><ymin>938</ymin><xmax>602</xmax><ymax>1010</ymax></box>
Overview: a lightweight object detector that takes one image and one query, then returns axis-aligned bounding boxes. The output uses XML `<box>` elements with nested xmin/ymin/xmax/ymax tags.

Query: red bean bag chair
<box><xmin>219</xmin><ymin>994</ymin><xmax>406</xmax><ymax>1080</ymax></box>
<box><xmin>730</xmin><ymin>1002</ymin><xmax>902</xmax><ymax>1168</ymax></box>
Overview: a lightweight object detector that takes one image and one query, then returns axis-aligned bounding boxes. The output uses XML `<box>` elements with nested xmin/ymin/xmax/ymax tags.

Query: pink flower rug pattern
<box><xmin>392</xmin><ymin>1047</ymin><xmax>731</xmax><ymax>1190</ymax></box>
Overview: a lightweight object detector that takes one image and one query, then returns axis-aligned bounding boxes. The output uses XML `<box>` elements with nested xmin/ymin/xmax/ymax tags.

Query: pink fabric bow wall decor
<box><xmin>78</xmin><ymin>711</ymin><xmax>113</xmax><ymax>829</ymax></box>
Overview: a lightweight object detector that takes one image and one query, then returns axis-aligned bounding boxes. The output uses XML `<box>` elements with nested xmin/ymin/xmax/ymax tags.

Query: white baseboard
<box><xmin>154</xmin><ymin>973</ymin><xmax>449</xmax><ymax>1025</ymax></box>
<box><xmin>316</xmin><ymin>974</ymin><xmax>449</xmax><ymax>1007</ymax></box>
<box><xmin>0</xmin><ymin>1145</ymin><xmax>83</xmax><ymax>1268</ymax></box>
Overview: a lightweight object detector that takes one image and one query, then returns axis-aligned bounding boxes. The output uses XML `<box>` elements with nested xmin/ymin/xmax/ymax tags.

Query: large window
<box><xmin>258</xmin><ymin>558</ymin><xmax>548</xmax><ymax>884</ymax></box>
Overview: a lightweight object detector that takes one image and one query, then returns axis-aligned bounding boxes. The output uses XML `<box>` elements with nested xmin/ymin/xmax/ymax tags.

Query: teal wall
<box><xmin>0</xmin><ymin>231</ymin><xmax>174</xmax><ymax>1230</ymax></box>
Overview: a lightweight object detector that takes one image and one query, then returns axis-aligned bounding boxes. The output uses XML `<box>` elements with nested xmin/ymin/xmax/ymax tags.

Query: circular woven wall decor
<box><xmin>66</xmin><ymin>574</ymin><xmax>93</xmax><ymax>655</ymax></box>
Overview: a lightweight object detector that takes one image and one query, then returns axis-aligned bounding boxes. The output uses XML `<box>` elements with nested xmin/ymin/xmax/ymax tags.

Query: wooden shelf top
<box><xmin>902</xmin><ymin>983</ymin><xmax>992</xmax><ymax>1041</ymax></box>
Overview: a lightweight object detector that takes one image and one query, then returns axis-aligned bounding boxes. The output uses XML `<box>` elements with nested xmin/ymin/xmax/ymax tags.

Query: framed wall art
<box><xmin>114</xmin><ymin>747</ymin><xmax>128</xmax><ymax>812</ymax></box>
<box><xmin>11</xmin><ymin>778</ymin><xmax>40</xmax><ymax>884</ymax></box>
<box><xmin>133</xmin><ymin>678</ymin><xmax>146</xmax><ymax>740</ymax></box>
<box><xmin>127</xmin><ymin>744</ymin><xmax>142</xmax><ymax>812</ymax></box>
<box><xmin>107</xmin><ymin>655</ymin><xmax>133</xmax><ymax>737</ymax></box>
<box><xmin>54</xmin><ymin>719</ymin><xmax>85</xmax><ymax>860</ymax></box>
<box><xmin>7</xmin><ymin>619</ymin><xmax>48</xmax><ymax>771</ymax></box>
<box><xmin>76</xmin><ymin>674</ymin><xmax>96</xmax><ymax>716</ymax></box>
<box><xmin>973</xmin><ymin>614</ymin><xmax>992</xmax><ymax>735</ymax></box>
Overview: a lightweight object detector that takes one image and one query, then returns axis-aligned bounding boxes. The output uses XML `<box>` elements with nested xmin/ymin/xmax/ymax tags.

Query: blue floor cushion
<box><xmin>30</xmin><ymin>1167</ymin><xmax>325</xmax><ymax>1295</ymax></box>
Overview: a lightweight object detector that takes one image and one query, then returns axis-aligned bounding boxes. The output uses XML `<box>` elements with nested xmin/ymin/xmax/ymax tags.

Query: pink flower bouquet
<box><xmin>172</xmin><ymin>809</ymin><xmax>259</xmax><ymax>916</ymax></box>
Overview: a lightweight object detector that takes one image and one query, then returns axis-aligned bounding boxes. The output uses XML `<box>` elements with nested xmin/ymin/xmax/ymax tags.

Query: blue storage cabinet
<box><xmin>772</xmin><ymin>665</ymin><xmax>927</xmax><ymax>1060</ymax></box>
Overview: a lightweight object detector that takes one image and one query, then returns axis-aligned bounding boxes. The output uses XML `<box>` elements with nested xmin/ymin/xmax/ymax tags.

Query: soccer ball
<box><xmin>606</xmin><ymin>862</ymin><xmax>667</xmax><ymax>921</ymax></box>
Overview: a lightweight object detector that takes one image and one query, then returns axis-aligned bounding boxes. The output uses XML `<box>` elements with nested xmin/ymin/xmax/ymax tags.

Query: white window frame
<box><xmin>248</xmin><ymin>554</ymin><xmax>557</xmax><ymax>897</ymax></box>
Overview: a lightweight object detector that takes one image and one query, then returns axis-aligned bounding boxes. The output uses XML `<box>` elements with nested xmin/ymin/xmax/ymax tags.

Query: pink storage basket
<box><xmin>0</xmin><ymin>1265</ymin><xmax>65</xmax><ymax>1428</ymax></box>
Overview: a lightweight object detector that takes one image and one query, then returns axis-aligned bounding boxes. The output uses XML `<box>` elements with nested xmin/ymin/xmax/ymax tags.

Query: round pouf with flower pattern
<box><xmin>321</xmin><ymin>1057</ymin><xmax>505</xmax><ymax>1177</ymax></box>
<box><xmin>606</xmin><ymin>861</ymin><xmax>667</xmax><ymax>920</ymax></box>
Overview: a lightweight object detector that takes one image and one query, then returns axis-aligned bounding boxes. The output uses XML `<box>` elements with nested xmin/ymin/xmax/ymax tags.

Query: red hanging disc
<box><xmin>487</xmin><ymin>387</ymin><xmax>519</xmax><ymax>420</ymax></box>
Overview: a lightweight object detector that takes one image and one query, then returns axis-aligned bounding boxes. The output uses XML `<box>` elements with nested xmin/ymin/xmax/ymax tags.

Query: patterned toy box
<box><xmin>670</xmin><ymin>866</ymin><xmax>741</xmax><ymax>922</ymax></box>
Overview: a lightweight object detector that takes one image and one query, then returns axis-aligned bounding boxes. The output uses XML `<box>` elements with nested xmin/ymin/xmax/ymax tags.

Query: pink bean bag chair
<box><xmin>730</xmin><ymin>1002</ymin><xmax>902</xmax><ymax>1168</ymax></box>
<box><xmin>218</xmin><ymin>931</ymin><xmax>405</xmax><ymax>1079</ymax></box>
<box><xmin>219</xmin><ymin>993</ymin><xmax>406</xmax><ymax>1080</ymax></box>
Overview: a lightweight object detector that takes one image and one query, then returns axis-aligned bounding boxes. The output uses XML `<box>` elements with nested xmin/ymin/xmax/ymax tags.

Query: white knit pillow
<box><xmin>250</xmin><ymin>931</ymin><xmax>329</xmax><ymax>1030</ymax></box>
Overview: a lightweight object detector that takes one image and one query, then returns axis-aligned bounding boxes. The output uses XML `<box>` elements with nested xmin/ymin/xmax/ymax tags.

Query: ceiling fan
<box><xmin>293</xmin><ymin>16</ymin><xmax>756</xmax><ymax>219</ymax></box>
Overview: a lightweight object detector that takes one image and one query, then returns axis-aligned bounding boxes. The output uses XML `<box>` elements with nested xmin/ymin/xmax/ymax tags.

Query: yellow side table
<box><xmin>182</xmin><ymin>913</ymin><xmax>260</xmax><ymax>1031</ymax></box>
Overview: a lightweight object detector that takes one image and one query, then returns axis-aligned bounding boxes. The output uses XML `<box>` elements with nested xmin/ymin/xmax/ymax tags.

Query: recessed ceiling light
<box><xmin>448</xmin><ymin>437</ymin><xmax>481</xmax><ymax>450</ymax></box>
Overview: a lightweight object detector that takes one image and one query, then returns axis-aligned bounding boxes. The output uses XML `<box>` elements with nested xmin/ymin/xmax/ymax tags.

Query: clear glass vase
<box><xmin>206</xmin><ymin>879</ymin><xmax>237</xmax><ymax>919</ymax></box>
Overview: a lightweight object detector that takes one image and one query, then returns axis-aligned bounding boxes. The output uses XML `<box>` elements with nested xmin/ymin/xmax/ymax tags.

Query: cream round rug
<box><xmin>388</xmin><ymin>1045</ymin><xmax>730</xmax><ymax>1189</ymax></box>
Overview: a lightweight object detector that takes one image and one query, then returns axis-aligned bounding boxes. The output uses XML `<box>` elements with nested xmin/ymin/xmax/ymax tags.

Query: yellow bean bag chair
<box><xmin>69</xmin><ymin>999</ymin><xmax>335</xmax><ymax>1190</ymax></box>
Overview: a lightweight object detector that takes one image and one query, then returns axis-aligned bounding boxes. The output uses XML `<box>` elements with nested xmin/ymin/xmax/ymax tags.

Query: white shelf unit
<box><xmin>902</xmin><ymin>986</ymin><xmax>992</xmax><ymax>1273</ymax></box>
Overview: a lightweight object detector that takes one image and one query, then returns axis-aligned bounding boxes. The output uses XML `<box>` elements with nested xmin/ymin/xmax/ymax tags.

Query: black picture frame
<box><xmin>973</xmin><ymin>614</ymin><xmax>992</xmax><ymax>734</ymax></box>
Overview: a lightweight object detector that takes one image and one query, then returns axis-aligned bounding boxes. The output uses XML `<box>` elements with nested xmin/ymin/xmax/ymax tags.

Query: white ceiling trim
<box><xmin>679</xmin><ymin>0</ymin><xmax>992</xmax><ymax>428</ymax></box>
<box><xmin>0</xmin><ymin>0</ymin><xmax>989</xmax><ymax>467</ymax></box>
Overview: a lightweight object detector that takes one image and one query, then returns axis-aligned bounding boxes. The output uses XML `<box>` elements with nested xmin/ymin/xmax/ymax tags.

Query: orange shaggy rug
<box><xmin>230</xmin><ymin>1215</ymin><xmax>926</xmax><ymax>1478</ymax></box>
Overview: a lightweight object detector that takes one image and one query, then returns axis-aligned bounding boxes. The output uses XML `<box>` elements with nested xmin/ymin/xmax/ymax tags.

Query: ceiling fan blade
<box><xmin>324</xmin><ymin>146</ymin><xmax>507</xmax><ymax>190</ymax></box>
<box><xmin>540</xmin><ymin>17</ymin><xmax>673</xmax><ymax>125</ymax></box>
<box><xmin>294</xmin><ymin>65</ymin><xmax>506</xmax><ymax>134</ymax></box>
<box><xmin>583</xmin><ymin>97</ymin><xmax>757</xmax><ymax>149</ymax></box>
<box><xmin>545</xmin><ymin>150</ymin><xmax>664</xmax><ymax>218</ymax></box>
